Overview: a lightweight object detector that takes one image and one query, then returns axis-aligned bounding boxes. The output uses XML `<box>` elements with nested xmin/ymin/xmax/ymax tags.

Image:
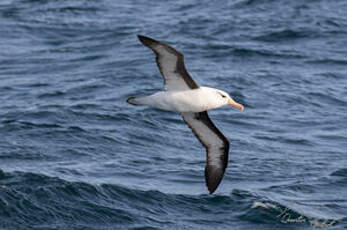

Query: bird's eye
<box><xmin>219</xmin><ymin>93</ymin><xmax>226</xmax><ymax>98</ymax></box>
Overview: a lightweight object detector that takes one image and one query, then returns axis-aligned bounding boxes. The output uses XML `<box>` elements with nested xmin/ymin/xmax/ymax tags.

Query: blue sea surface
<box><xmin>1</xmin><ymin>0</ymin><xmax>347</xmax><ymax>229</ymax></box>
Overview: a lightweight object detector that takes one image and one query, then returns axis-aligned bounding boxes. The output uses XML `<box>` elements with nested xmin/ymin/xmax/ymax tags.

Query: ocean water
<box><xmin>1</xmin><ymin>0</ymin><xmax>347</xmax><ymax>229</ymax></box>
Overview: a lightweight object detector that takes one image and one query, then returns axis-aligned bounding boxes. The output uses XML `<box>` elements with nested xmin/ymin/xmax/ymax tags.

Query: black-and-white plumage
<box><xmin>127</xmin><ymin>35</ymin><xmax>244</xmax><ymax>194</ymax></box>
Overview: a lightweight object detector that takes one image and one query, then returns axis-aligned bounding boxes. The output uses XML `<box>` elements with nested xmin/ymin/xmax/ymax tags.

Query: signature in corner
<box><xmin>276</xmin><ymin>206</ymin><xmax>337</xmax><ymax>228</ymax></box>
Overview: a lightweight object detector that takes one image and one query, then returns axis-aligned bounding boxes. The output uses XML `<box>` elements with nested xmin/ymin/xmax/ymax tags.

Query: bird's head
<box><xmin>215</xmin><ymin>90</ymin><xmax>244</xmax><ymax>111</ymax></box>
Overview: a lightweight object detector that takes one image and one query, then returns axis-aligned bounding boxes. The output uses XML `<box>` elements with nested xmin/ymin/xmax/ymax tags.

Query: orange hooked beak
<box><xmin>228</xmin><ymin>98</ymin><xmax>244</xmax><ymax>111</ymax></box>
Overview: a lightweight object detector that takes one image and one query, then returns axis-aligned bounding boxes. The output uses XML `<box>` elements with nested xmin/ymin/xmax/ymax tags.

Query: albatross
<box><xmin>127</xmin><ymin>35</ymin><xmax>244</xmax><ymax>194</ymax></box>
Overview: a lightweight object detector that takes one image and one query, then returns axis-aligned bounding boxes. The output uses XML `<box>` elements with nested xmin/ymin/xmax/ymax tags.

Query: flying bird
<box><xmin>127</xmin><ymin>35</ymin><xmax>244</xmax><ymax>194</ymax></box>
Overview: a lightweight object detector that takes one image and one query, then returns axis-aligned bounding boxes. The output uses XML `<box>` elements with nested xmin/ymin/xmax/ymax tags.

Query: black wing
<box><xmin>138</xmin><ymin>35</ymin><xmax>199</xmax><ymax>91</ymax></box>
<box><xmin>181</xmin><ymin>111</ymin><xmax>229</xmax><ymax>194</ymax></box>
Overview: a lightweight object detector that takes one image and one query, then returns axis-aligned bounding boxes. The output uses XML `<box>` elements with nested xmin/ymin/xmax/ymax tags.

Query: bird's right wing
<box><xmin>138</xmin><ymin>35</ymin><xmax>199</xmax><ymax>91</ymax></box>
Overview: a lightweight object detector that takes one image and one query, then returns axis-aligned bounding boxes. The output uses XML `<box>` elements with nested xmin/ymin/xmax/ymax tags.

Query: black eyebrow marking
<box><xmin>218</xmin><ymin>92</ymin><xmax>226</xmax><ymax>98</ymax></box>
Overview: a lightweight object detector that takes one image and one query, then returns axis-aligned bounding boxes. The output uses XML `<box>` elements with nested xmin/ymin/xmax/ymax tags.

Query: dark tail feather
<box><xmin>126</xmin><ymin>96</ymin><xmax>142</xmax><ymax>106</ymax></box>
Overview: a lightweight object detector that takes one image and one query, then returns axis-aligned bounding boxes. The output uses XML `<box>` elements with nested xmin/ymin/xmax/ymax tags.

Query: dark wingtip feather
<box><xmin>205</xmin><ymin>165</ymin><xmax>225</xmax><ymax>194</ymax></box>
<box><xmin>208</xmin><ymin>188</ymin><xmax>215</xmax><ymax>195</ymax></box>
<box><xmin>137</xmin><ymin>35</ymin><xmax>158</xmax><ymax>47</ymax></box>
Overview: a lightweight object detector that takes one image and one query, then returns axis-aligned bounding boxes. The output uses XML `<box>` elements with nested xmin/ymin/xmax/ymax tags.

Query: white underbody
<box><xmin>134</xmin><ymin>86</ymin><xmax>227</xmax><ymax>113</ymax></box>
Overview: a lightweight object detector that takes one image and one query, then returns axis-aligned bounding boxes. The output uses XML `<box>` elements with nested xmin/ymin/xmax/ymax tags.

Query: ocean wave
<box><xmin>331</xmin><ymin>168</ymin><xmax>347</xmax><ymax>178</ymax></box>
<box><xmin>306</xmin><ymin>58</ymin><xmax>347</xmax><ymax>65</ymax></box>
<box><xmin>0</xmin><ymin>170</ymin><xmax>343</xmax><ymax>229</ymax></box>
<box><xmin>254</xmin><ymin>29</ymin><xmax>312</xmax><ymax>42</ymax></box>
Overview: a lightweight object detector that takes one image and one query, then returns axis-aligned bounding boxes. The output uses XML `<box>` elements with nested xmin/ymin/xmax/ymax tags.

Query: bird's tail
<box><xmin>126</xmin><ymin>96</ymin><xmax>147</xmax><ymax>106</ymax></box>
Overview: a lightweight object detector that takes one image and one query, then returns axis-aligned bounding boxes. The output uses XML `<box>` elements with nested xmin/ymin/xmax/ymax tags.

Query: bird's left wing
<box><xmin>181</xmin><ymin>111</ymin><xmax>230</xmax><ymax>194</ymax></box>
